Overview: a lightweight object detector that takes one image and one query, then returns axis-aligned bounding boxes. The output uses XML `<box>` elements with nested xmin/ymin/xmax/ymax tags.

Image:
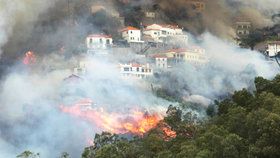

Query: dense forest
<box><xmin>17</xmin><ymin>75</ymin><xmax>280</xmax><ymax>158</ymax></box>
<box><xmin>79</xmin><ymin>75</ymin><xmax>280</xmax><ymax>158</ymax></box>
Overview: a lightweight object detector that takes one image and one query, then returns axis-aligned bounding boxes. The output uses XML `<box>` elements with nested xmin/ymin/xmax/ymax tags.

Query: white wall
<box><xmin>267</xmin><ymin>43</ymin><xmax>280</xmax><ymax>57</ymax></box>
<box><xmin>155</xmin><ymin>57</ymin><xmax>168</xmax><ymax>68</ymax></box>
<box><xmin>86</xmin><ymin>36</ymin><xmax>113</xmax><ymax>49</ymax></box>
<box><xmin>143</xmin><ymin>30</ymin><xmax>162</xmax><ymax>42</ymax></box>
<box><xmin>120</xmin><ymin>63</ymin><xmax>153</xmax><ymax>78</ymax></box>
<box><xmin>144</xmin><ymin>24</ymin><xmax>185</xmax><ymax>43</ymax></box>
<box><xmin>122</xmin><ymin>30</ymin><xmax>143</xmax><ymax>43</ymax></box>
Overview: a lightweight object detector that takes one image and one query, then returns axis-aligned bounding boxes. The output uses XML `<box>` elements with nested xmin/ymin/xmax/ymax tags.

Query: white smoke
<box><xmin>155</xmin><ymin>33</ymin><xmax>278</xmax><ymax>103</ymax></box>
<box><xmin>0</xmin><ymin>55</ymin><xmax>169</xmax><ymax>157</ymax></box>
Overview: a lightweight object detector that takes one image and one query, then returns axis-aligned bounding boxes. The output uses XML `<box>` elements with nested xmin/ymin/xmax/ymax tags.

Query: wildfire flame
<box><xmin>161</xmin><ymin>124</ymin><xmax>177</xmax><ymax>140</ymax></box>
<box><xmin>60</xmin><ymin>99</ymin><xmax>162</xmax><ymax>135</ymax></box>
<box><xmin>23</xmin><ymin>51</ymin><xmax>36</xmax><ymax>65</ymax></box>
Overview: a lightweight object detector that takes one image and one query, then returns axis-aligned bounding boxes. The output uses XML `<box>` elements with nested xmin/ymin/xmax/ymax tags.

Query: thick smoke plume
<box><xmin>0</xmin><ymin>55</ymin><xmax>169</xmax><ymax>157</ymax></box>
<box><xmin>0</xmin><ymin>0</ymin><xmax>57</xmax><ymax>57</ymax></box>
<box><xmin>138</xmin><ymin>0</ymin><xmax>280</xmax><ymax>38</ymax></box>
<box><xmin>155</xmin><ymin>33</ymin><xmax>278</xmax><ymax>105</ymax></box>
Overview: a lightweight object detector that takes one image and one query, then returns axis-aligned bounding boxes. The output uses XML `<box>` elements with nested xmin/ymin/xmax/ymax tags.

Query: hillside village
<box><xmin>70</xmin><ymin>0</ymin><xmax>280</xmax><ymax>80</ymax></box>
<box><xmin>2</xmin><ymin>1</ymin><xmax>280</xmax><ymax>158</ymax></box>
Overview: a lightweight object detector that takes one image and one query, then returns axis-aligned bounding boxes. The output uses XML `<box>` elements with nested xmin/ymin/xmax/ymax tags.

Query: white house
<box><xmin>86</xmin><ymin>34</ymin><xmax>113</xmax><ymax>52</ymax></box>
<box><xmin>143</xmin><ymin>24</ymin><xmax>187</xmax><ymax>43</ymax></box>
<box><xmin>150</xmin><ymin>47</ymin><xmax>208</xmax><ymax>65</ymax></box>
<box><xmin>120</xmin><ymin>26</ymin><xmax>144</xmax><ymax>43</ymax></box>
<box><xmin>119</xmin><ymin>63</ymin><xmax>153</xmax><ymax>79</ymax></box>
<box><xmin>266</xmin><ymin>41</ymin><xmax>280</xmax><ymax>57</ymax></box>
<box><xmin>143</xmin><ymin>28</ymin><xmax>162</xmax><ymax>42</ymax></box>
<box><xmin>170</xmin><ymin>48</ymin><xmax>207</xmax><ymax>64</ymax></box>
<box><xmin>151</xmin><ymin>54</ymin><xmax>171</xmax><ymax>69</ymax></box>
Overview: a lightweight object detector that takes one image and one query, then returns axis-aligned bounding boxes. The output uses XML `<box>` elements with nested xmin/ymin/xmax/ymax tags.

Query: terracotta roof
<box><xmin>151</xmin><ymin>54</ymin><xmax>170</xmax><ymax>58</ymax></box>
<box><xmin>144</xmin><ymin>28</ymin><xmax>161</xmax><ymax>31</ymax></box>
<box><xmin>160</xmin><ymin>24</ymin><xmax>180</xmax><ymax>29</ymax></box>
<box><xmin>120</xmin><ymin>26</ymin><xmax>140</xmax><ymax>32</ymax></box>
<box><xmin>146</xmin><ymin>24</ymin><xmax>180</xmax><ymax>29</ymax></box>
<box><xmin>131</xmin><ymin>63</ymin><xmax>142</xmax><ymax>67</ymax></box>
<box><xmin>87</xmin><ymin>34</ymin><xmax>112</xmax><ymax>38</ymax></box>
<box><xmin>166</xmin><ymin>48</ymin><xmax>190</xmax><ymax>53</ymax></box>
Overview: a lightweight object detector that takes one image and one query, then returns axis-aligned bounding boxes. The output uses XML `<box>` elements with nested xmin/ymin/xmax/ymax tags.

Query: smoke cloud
<box><xmin>154</xmin><ymin>33</ymin><xmax>277</xmax><ymax>103</ymax></box>
<box><xmin>142</xmin><ymin>0</ymin><xmax>280</xmax><ymax>38</ymax></box>
<box><xmin>0</xmin><ymin>0</ymin><xmax>58</xmax><ymax>57</ymax></box>
<box><xmin>0</xmin><ymin>55</ymin><xmax>169</xmax><ymax>157</ymax></box>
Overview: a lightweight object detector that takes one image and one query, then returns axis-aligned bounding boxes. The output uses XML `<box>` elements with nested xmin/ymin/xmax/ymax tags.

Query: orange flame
<box><xmin>23</xmin><ymin>51</ymin><xmax>36</xmax><ymax>65</ymax></box>
<box><xmin>60</xmin><ymin>99</ymin><xmax>162</xmax><ymax>135</ymax></box>
<box><xmin>162</xmin><ymin>126</ymin><xmax>177</xmax><ymax>140</ymax></box>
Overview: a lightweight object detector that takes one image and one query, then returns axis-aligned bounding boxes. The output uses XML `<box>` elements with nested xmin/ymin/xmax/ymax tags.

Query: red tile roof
<box><xmin>120</xmin><ymin>26</ymin><xmax>140</xmax><ymax>32</ymax></box>
<box><xmin>166</xmin><ymin>48</ymin><xmax>190</xmax><ymax>53</ymax></box>
<box><xmin>144</xmin><ymin>28</ymin><xmax>161</xmax><ymax>31</ymax></box>
<box><xmin>151</xmin><ymin>54</ymin><xmax>170</xmax><ymax>58</ymax></box>
<box><xmin>131</xmin><ymin>63</ymin><xmax>142</xmax><ymax>67</ymax></box>
<box><xmin>146</xmin><ymin>24</ymin><xmax>180</xmax><ymax>29</ymax></box>
<box><xmin>87</xmin><ymin>34</ymin><xmax>112</xmax><ymax>38</ymax></box>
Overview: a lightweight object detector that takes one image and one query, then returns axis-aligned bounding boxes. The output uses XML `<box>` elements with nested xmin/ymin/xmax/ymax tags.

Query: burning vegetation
<box><xmin>23</xmin><ymin>51</ymin><xmax>36</xmax><ymax>65</ymax></box>
<box><xmin>60</xmin><ymin>99</ymin><xmax>163</xmax><ymax>136</ymax></box>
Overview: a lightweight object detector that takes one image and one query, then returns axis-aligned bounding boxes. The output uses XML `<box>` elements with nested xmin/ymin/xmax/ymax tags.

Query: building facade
<box><xmin>119</xmin><ymin>63</ymin><xmax>153</xmax><ymax>79</ymax></box>
<box><xmin>143</xmin><ymin>24</ymin><xmax>188</xmax><ymax>44</ymax></box>
<box><xmin>234</xmin><ymin>17</ymin><xmax>252</xmax><ymax>38</ymax></box>
<box><xmin>151</xmin><ymin>47</ymin><xmax>208</xmax><ymax>66</ymax></box>
<box><xmin>266</xmin><ymin>41</ymin><xmax>280</xmax><ymax>57</ymax></box>
<box><xmin>120</xmin><ymin>26</ymin><xmax>144</xmax><ymax>43</ymax></box>
<box><xmin>86</xmin><ymin>34</ymin><xmax>113</xmax><ymax>52</ymax></box>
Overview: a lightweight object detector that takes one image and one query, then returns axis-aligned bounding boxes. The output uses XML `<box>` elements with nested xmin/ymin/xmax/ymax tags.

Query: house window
<box><xmin>162</xmin><ymin>31</ymin><xmax>166</xmax><ymax>35</ymax></box>
<box><xmin>106</xmin><ymin>39</ymin><xmax>110</xmax><ymax>44</ymax></box>
<box><xmin>124</xmin><ymin>67</ymin><xmax>130</xmax><ymax>71</ymax></box>
<box><xmin>130</xmin><ymin>31</ymin><xmax>133</xmax><ymax>34</ymax></box>
<box><xmin>136</xmin><ymin>68</ymin><xmax>139</xmax><ymax>72</ymax></box>
<box><xmin>89</xmin><ymin>38</ymin><xmax>93</xmax><ymax>43</ymax></box>
<box><xmin>99</xmin><ymin>39</ymin><xmax>103</xmax><ymax>44</ymax></box>
<box><xmin>154</xmin><ymin>32</ymin><xmax>157</xmax><ymax>35</ymax></box>
<box><xmin>142</xmin><ymin>69</ymin><xmax>144</xmax><ymax>72</ymax></box>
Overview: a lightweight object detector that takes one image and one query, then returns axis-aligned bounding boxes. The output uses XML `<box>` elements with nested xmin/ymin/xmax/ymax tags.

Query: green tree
<box><xmin>17</xmin><ymin>151</ymin><xmax>40</xmax><ymax>158</ymax></box>
<box><xmin>232</xmin><ymin>88</ymin><xmax>254</xmax><ymax>110</ymax></box>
